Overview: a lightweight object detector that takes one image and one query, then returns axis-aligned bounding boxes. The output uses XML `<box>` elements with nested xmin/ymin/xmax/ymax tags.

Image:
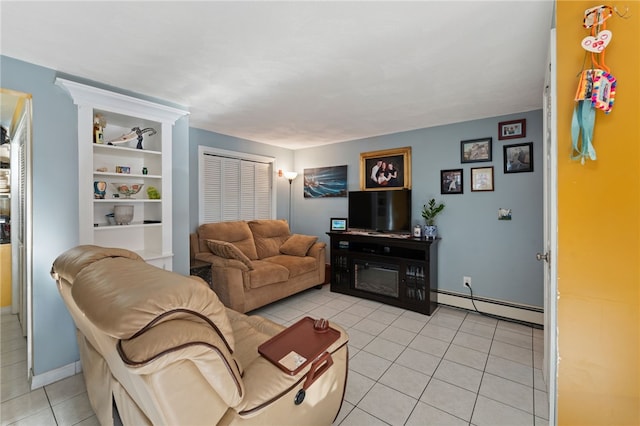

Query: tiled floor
<box><xmin>1</xmin><ymin>285</ymin><xmax>548</xmax><ymax>425</ymax></box>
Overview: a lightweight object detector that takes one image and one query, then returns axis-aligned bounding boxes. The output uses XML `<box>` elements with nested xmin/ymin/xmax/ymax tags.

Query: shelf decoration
<box><xmin>572</xmin><ymin>4</ymin><xmax>626</xmax><ymax>165</ymax></box>
<box><xmin>107</xmin><ymin>126</ymin><xmax>157</xmax><ymax>149</ymax></box>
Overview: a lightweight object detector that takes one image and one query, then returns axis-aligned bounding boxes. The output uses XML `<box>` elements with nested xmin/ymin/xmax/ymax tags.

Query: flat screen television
<box><xmin>348</xmin><ymin>190</ymin><xmax>412</xmax><ymax>233</ymax></box>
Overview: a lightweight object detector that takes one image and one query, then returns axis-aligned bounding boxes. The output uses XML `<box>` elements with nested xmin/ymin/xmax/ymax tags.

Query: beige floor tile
<box><xmin>378</xmin><ymin>363</ymin><xmax>429</xmax><ymax>399</ymax></box>
<box><xmin>443</xmin><ymin>344</ymin><xmax>488</xmax><ymax>371</ymax></box>
<box><xmin>9</xmin><ymin>407</ymin><xmax>56</xmax><ymax>426</ymax></box>
<box><xmin>459</xmin><ymin>320</ymin><xmax>496</xmax><ymax>339</ymax></box>
<box><xmin>452</xmin><ymin>330</ymin><xmax>492</xmax><ymax>353</ymax></box>
<box><xmin>395</xmin><ymin>347</ymin><xmax>440</xmax><ymax>376</ymax></box>
<box><xmin>0</xmin><ymin>388</ymin><xmax>50</xmax><ymax>425</ymax></box>
<box><xmin>74</xmin><ymin>414</ymin><xmax>101</xmax><ymax>426</ymax></box>
<box><xmin>352</xmin><ymin>318</ymin><xmax>387</xmax><ymax>336</ymax></box>
<box><xmin>490</xmin><ymin>340</ymin><xmax>533</xmax><ymax>367</ymax></box>
<box><xmin>343</xmin><ymin>327</ymin><xmax>375</xmax><ymax>350</ymax></box>
<box><xmin>1</xmin><ymin>374</ymin><xmax>31</xmax><ymax>403</ymax></box>
<box><xmin>357</xmin><ymin>382</ymin><xmax>417</xmax><ymax>425</ymax></box>
<box><xmin>419</xmin><ymin>323</ymin><xmax>457</xmax><ymax>343</ymax></box>
<box><xmin>343</xmin><ymin>371</ymin><xmax>375</xmax><ymax>405</ymax></box>
<box><xmin>45</xmin><ymin>373</ymin><xmax>87</xmax><ymax>406</ymax></box>
<box><xmin>420</xmin><ymin>378</ymin><xmax>477</xmax><ymax>421</ymax></box>
<box><xmin>494</xmin><ymin>327</ymin><xmax>533</xmax><ymax>349</ymax></box>
<box><xmin>406</xmin><ymin>401</ymin><xmax>468</xmax><ymax>426</ymax></box>
<box><xmin>339</xmin><ymin>407</ymin><xmax>388</xmax><ymax>426</ymax></box>
<box><xmin>390</xmin><ymin>316</ymin><xmax>426</xmax><ymax>333</ymax></box>
<box><xmin>534</xmin><ymin>388</ymin><xmax>549</xmax><ymax>420</ymax></box>
<box><xmin>471</xmin><ymin>395</ymin><xmax>533</xmax><ymax>426</ymax></box>
<box><xmin>51</xmin><ymin>392</ymin><xmax>95</xmax><ymax>426</ymax></box>
<box><xmin>0</xmin><ymin>347</ymin><xmax>26</xmax><ymax>367</ymax></box>
<box><xmin>486</xmin><ymin>354</ymin><xmax>534</xmax><ymax>387</ymax></box>
<box><xmin>349</xmin><ymin>350</ymin><xmax>392</xmax><ymax>381</ymax></box>
<box><xmin>362</xmin><ymin>336</ymin><xmax>405</xmax><ymax>361</ymax></box>
<box><xmin>366</xmin><ymin>310</ymin><xmax>400</xmax><ymax>325</ymax></box>
<box><xmin>479</xmin><ymin>373</ymin><xmax>534</xmax><ymax>414</ymax></box>
<box><xmin>378</xmin><ymin>325</ymin><xmax>416</xmax><ymax>346</ymax></box>
<box><xmin>408</xmin><ymin>334</ymin><xmax>449</xmax><ymax>358</ymax></box>
<box><xmin>1</xmin><ymin>335</ymin><xmax>27</xmax><ymax>354</ymax></box>
<box><xmin>333</xmin><ymin>400</ymin><xmax>354</xmax><ymax>425</ymax></box>
<box><xmin>433</xmin><ymin>360</ymin><xmax>483</xmax><ymax>393</ymax></box>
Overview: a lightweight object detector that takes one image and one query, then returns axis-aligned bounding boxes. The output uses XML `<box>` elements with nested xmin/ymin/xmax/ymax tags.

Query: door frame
<box><xmin>2</xmin><ymin>87</ymin><xmax>33</xmax><ymax>382</ymax></box>
<box><xmin>543</xmin><ymin>28</ymin><xmax>558</xmax><ymax>424</ymax></box>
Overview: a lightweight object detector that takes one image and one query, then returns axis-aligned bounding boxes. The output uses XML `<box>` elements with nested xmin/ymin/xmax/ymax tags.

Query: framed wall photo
<box><xmin>471</xmin><ymin>166</ymin><xmax>494</xmax><ymax>192</ymax></box>
<box><xmin>461</xmin><ymin>138</ymin><xmax>492</xmax><ymax>163</ymax></box>
<box><xmin>303</xmin><ymin>165</ymin><xmax>348</xmax><ymax>198</ymax></box>
<box><xmin>440</xmin><ymin>169</ymin><xmax>463</xmax><ymax>194</ymax></box>
<box><xmin>503</xmin><ymin>142</ymin><xmax>533</xmax><ymax>173</ymax></box>
<box><xmin>360</xmin><ymin>146</ymin><xmax>411</xmax><ymax>191</ymax></box>
<box><xmin>498</xmin><ymin>119</ymin><xmax>526</xmax><ymax>140</ymax></box>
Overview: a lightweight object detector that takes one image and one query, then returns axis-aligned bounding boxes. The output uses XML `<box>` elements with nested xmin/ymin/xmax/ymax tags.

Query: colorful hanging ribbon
<box><xmin>571</xmin><ymin>5</ymin><xmax>617</xmax><ymax>164</ymax></box>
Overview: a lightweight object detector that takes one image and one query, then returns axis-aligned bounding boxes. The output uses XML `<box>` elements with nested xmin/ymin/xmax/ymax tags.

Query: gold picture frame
<box><xmin>360</xmin><ymin>147</ymin><xmax>412</xmax><ymax>191</ymax></box>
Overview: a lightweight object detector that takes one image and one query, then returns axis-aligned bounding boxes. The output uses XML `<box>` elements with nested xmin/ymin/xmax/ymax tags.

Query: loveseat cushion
<box><xmin>206</xmin><ymin>239</ymin><xmax>254</xmax><ymax>270</ymax></box>
<box><xmin>264</xmin><ymin>255</ymin><xmax>318</xmax><ymax>277</ymax></box>
<box><xmin>279</xmin><ymin>234</ymin><xmax>318</xmax><ymax>257</ymax></box>
<box><xmin>247</xmin><ymin>260</ymin><xmax>289</xmax><ymax>289</ymax></box>
<box><xmin>198</xmin><ymin>222</ymin><xmax>258</xmax><ymax>260</ymax></box>
<box><xmin>248</xmin><ymin>219</ymin><xmax>290</xmax><ymax>259</ymax></box>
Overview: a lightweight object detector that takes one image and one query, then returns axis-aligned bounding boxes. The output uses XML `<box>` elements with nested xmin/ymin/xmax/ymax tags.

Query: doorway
<box><xmin>0</xmin><ymin>87</ymin><xmax>33</xmax><ymax>382</ymax></box>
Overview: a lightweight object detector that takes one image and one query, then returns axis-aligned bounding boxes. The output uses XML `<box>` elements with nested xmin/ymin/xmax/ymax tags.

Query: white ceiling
<box><xmin>0</xmin><ymin>1</ymin><xmax>554</xmax><ymax>149</ymax></box>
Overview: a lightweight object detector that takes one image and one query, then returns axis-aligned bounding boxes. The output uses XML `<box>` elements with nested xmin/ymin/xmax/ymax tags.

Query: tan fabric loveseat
<box><xmin>192</xmin><ymin>219</ymin><xmax>326</xmax><ymax>313</ymax></box>
<box><xmin>51</xmin><ymin>245</ymin><xmax>348</xmax><ymax>426</ymax></box>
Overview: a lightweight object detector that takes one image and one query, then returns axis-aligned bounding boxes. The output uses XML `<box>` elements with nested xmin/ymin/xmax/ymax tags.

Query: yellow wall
<box><xmin>0</xmin><ymin>244</ymin><xmax>11</xmax><ymax>307</ymax></box>
<box><xmin>556</xmin><ymin>1</ymin><xmax>640</xmax><ymax>424</ymax></box>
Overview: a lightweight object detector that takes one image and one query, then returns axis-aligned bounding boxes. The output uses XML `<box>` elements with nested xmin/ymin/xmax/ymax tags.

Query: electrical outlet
<box><xmin>463</xmin><ymin>276</ymin><xmax>472</xmax><ymax>288</ymax></box>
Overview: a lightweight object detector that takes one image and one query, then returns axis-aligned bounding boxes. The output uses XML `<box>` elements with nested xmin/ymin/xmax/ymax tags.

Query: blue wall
<box><xmin>188</xmin><ymin>111</ymin><xmax>543</xmax><ymax>307</ymax></box>
<box><xmin>293</xmin><ymin>111</ymin><xmax>544</xmax><ymax>307</ymax></box>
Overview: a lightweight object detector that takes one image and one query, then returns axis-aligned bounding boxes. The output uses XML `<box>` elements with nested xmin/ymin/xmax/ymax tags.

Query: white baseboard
<box><xmin>436</xmin><ymin>290</ymin><xmax>543</xmax><ymax>326</ymax></box>
<box><xmin>31</xmin><ymin>360</ymin><xmax>82</xmax><ymax>390</ymax></box>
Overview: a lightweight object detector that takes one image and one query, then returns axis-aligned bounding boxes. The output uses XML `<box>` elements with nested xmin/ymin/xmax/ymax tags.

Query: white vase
<box><xmin>424</xmin><ymin>225</ymin><xmax>438</xmax><ymax>239</ymax></box>
<box><xmin>114</xmin><ymin>205</ymin><xmax>134</xmax><ymax>225</ymax></box>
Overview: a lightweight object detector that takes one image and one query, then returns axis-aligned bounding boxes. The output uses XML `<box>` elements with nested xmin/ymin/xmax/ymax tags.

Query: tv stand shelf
<box><xmin>327</xmin><ymin>232</ymin><xmax>438</xmax><ymax>315</ymax></box>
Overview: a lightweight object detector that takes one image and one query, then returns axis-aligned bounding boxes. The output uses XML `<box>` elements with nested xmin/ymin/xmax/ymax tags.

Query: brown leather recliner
<box><xmin>51</xmin><ymin>245</ymin><xmax>349</xmax><ymax>425</ymax></box>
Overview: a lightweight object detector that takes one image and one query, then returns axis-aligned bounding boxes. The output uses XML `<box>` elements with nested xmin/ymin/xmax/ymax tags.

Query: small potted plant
<box><xmin>421</xmin><ymin>198</ymin><xmax>445</xmax><ymax>239</ymax></box>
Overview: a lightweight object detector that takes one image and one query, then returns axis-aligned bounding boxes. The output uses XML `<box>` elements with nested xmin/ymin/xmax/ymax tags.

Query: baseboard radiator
<box><xmin>436</xmin><ymin>289</ymin><xmax>543</xmax><ymax>327</ymax></box>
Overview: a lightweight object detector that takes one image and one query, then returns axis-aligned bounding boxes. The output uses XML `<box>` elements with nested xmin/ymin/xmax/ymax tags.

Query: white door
<box><xmin>540</xmin><ymin>28</ymin><xmax>558</xmax><ymax>424</ymax></box>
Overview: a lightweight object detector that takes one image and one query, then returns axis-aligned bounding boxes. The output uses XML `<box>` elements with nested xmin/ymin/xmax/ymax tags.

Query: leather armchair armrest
<box><xmin>119</xmin><ymin>319</ymin><xmax>245</xmax><ymax>407</ymax></box>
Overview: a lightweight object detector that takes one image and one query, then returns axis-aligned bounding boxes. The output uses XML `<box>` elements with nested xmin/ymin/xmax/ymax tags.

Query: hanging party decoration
<box><xmin>571</xmin><ymin>4</ymin><xmax>620</xmax><ymax>164</ymax></box>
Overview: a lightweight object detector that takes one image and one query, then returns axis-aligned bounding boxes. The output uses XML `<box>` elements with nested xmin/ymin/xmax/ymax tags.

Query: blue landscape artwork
<box><xmin>303</xmin><ymin>165</ymin><xmax>348</xmax><ymax>198</ymax></box>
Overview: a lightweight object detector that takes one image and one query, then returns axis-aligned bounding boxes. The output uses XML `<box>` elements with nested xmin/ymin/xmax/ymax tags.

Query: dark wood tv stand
<box><xmin>327</xmin><ymin>232</ymin><xmax>438</xmax><ymax>315</ymax></box>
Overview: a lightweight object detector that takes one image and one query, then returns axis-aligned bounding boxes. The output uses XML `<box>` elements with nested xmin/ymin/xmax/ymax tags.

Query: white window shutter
<box><xmin>200</xmin><ymin>149</ymin><xmax>274</xmax><ymax>223</ymax></box>
<box><xmin>202</xmin><ymin>154</ymin><xmax>222</xmax><ymax>223</ymax></box>
<box><xmin>254</xmin><ymin>162</ymin><xmax>271</xmax><ymax>219</ymax></box>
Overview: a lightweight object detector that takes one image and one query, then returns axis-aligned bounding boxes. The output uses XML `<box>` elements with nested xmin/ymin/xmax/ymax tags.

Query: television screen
<box><xmin>348</xmin><ymin>190</ymin><xmax>412</xmax><ymax>233</ymax></box>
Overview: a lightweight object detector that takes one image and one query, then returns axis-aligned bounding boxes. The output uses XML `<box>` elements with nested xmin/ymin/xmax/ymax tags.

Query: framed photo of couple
<box><xmin>360</xmin><ymin>147</ymin><xmax>412</xmax><ymax>191</ymax></box>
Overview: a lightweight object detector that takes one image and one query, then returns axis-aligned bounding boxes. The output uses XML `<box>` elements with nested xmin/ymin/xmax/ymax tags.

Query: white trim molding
<box><xmin>437</xmin><ymin>290</ymin><xmax>544</xmax><ymax>326</ymax></box>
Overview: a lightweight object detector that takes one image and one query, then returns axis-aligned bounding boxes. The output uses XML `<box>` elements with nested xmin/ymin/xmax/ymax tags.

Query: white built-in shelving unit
<box><xmin>56</xmin><ymin>78</ymin><xmax>188</xmax><ymax>270</ymax></box>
